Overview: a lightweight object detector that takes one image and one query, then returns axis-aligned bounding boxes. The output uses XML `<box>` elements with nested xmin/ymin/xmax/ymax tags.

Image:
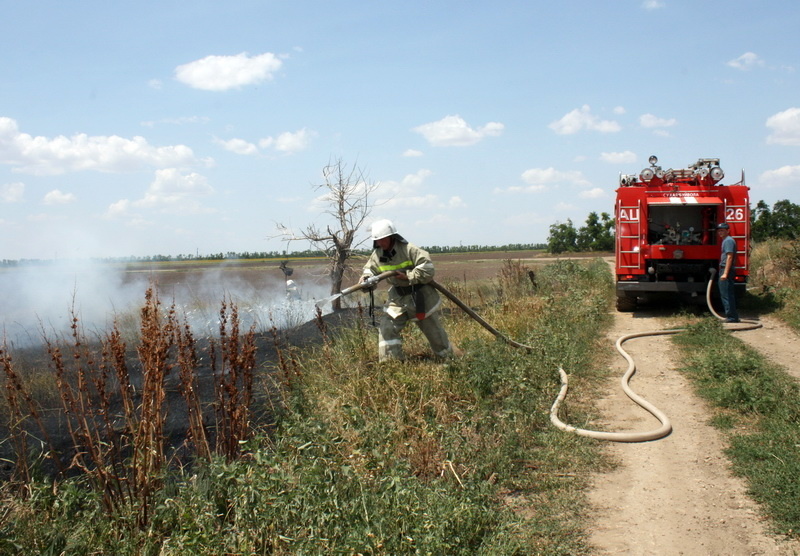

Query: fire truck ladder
<box><xmin>617</xmin><ymin>198</ymin><xmax>642</xmax><ymax>273</ymax></box>
<box><xmin>726</xmin><ymin>199</ymin><xmax>750</xmax><ymax>272</ymax></box>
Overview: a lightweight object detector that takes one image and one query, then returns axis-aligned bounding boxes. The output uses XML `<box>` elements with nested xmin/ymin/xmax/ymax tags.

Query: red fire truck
<box><xmin>614</xmin><ymin>155</ymin><xmax>750</xmax><ymax>311</ymax></box>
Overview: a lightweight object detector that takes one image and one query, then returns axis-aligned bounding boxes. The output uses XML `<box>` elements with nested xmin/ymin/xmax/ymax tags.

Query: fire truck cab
<box><xmin>615</xmin><ymin>155</ymin><xmax>750</xmax><ymax>312</ymax></box>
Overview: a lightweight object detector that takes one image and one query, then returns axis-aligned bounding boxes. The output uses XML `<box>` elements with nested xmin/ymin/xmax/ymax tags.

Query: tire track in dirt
<box><xmin>586</xmin><ymin>309</ymin><xmax>800</xmax><ymax>555</ymax></box>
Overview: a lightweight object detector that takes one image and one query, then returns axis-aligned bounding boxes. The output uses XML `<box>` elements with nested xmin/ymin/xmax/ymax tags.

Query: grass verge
<box><xmin>672</xmin><ymin>318</ymin><xmax>800</xmax><ymax>538</ymax></box>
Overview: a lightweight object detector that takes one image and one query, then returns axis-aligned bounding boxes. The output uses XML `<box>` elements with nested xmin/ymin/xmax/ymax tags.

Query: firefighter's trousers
<box><xmin>378</xmin><ymin>311</ymin><xmax>452</xmax><ymax>362</ymax></box>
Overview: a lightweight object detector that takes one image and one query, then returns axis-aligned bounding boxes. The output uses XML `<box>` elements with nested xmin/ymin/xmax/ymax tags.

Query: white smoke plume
<box><xmin>0</xmin><ymin>261</ymin><xmax>340</xmax><ymax>349</ymax></box>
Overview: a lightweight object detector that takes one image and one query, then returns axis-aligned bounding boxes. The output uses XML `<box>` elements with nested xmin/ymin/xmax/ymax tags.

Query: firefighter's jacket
<box><xmin>362</xmin><ymin>238</ymin><xmax>443</xmax><ymax>320</ymax></box>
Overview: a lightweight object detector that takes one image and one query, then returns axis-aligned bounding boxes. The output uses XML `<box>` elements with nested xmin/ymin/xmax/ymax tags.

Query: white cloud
<box><xmin>497</xmin><ymin>184</ymin><xmax>545</xmax><ymax>194</ymax></box>
<box><xmin>579</xmin><ymin>187</ymin><xmax>606</xmax><ymax>199</ymax></box>
<box><xmin>766</xmin><ymin>107</ymin><xmax>800</xmax><ymax>146</ymax></box>
<box><xmin>148</xmin><ymin>79</ymin><xmax>163</xmax><ymax>90</ymax></box>
<box><xmin>141</xmin><ymin>116</ymin><xmax>210</xmax><ymax>128</ymax></box>
<box><xmin>216</xmin><ymin>137</ymin><xmax>259</xmax><ymax>155</ymax></box>
<box><xmin>403</xmin><ymin>149</ymin><xmax>423</xmax><ymax>157</ymax></box>
<box><xmin>639</xmin><ymin>113</ymin><xmax>677</xmax><ymax>128</ymax></box>
<box><xmin>447</xmin><ymin>196</ymin><xmax>466</xmax><ymax>208</ymax></box>
<box><xmin>549</xmin><ymin>105</ymin><xmax>621</xmax><ymax>135</ymax></box>
<box><xmin>217</xmin><ymin>128</ymin><xmax>316</xmax><ymax>156</ymax></box>
<box><xmin>0</xmin><ymin>117</ymin><xmax>199</xmax><ymax>176</ymax></box>
<box><xmin>520</xmin><ymin>167</ymin><xmax>591</xmax><ymax>187</ymax></box>
<box><xmin>131</xmin><ymin>168</ymin><xmax>214</xmax><ymax>214</ymax></box>
<box><xmin>268</xmin><ymin>128</ymin><xmax>317</xmax><ymax>153</ymax></box>
<box><xmin>376</xmin><ymin>169</ymin><xmax>432</xmax><ymax>197</ymax></box>
<box><xmin>600</xmin><ymin>151</ymin><xmax>637</xmax><ymax>164</ymax></box>
<box><xmin>372</xmin><ymin>169</ymin><xmax>438</xmax><ymax>210</ymax></box>
<box><xmin>399</xmin><ymin>168</ymin><xmax>433</xmax><ymax>189</ymax></box>
<box><xmin>613</xmin><ymin>106</ymin><xmax>626</xmax><ymax>115</ymax></box>
<box><xmin>758</xmin><ymin>165</ymin><xmax>800</xmax><ymax>188</ymax></box>
<box><xmin>43</xmin><ymin>189</ymin><xmax>76</xmax><ymax>205</ymax></box>
<box><xmin>413</xmin><ymin>115</ymin><xmax>504</xmax><ymax>146</ymax></box>
<box><xmin>175</xmin><ymin>52</ymin><xmax>283</xmax><ymax>91</ymax></box>
<box><xmin>642</xmin><ymin>0</ymin><xmax>665</xmax><ymax>10</ymax></box>
<box><xmin>497</xmin><ymin>167</ymin><xmax>590</xmax><ymax>194</ymax></box>
<box><xmin>1</xmin><ymin>182</ymin><xmax>24</xmax><ymax>203</ymax></box>
<box><xmin>104</xmin><ymin>199</ymin><xmax>131</xmax><ymax>219</ymax></box>
<box><xmin>379</xmin><ymin>193</ymin><xmax>438</xmax><ymax>210</ymax></box>
<box><xmin>726</xmin><ymin>52</ymin><xmax>765</xmax><ymax>71</ymax></box>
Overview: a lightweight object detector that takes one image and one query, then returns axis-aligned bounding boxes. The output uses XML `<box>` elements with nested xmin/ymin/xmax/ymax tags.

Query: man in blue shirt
<box><xmin>717</xmin><ymin>223</ymin><xmax>740</xmax><ymax>323</ymax></box>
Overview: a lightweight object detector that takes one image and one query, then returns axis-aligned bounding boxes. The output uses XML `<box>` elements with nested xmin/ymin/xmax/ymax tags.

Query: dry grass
<box><xmin>749</xmin><ymin>239</ymin><xmax>800</xmax><ymax>329</ymax></box>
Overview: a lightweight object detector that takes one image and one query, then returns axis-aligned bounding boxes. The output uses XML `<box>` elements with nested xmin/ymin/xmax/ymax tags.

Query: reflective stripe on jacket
<box><xmin>362</xmin><ymin>239</ymin><xmax>442</xmax><ymax>319</ymax></box>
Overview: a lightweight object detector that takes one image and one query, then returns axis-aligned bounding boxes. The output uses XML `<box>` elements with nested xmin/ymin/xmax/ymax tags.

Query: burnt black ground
<box><xmin>0</xmin><ymin>308</ymin><xmax>367</xmax><ymax>479</ymax></box>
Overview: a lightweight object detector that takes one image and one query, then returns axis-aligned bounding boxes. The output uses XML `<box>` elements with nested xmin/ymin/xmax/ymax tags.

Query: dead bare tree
<box><xmin>276</xmin><ymin>159</ymin><xmax>378</xmax><ymax>310</ymax></box>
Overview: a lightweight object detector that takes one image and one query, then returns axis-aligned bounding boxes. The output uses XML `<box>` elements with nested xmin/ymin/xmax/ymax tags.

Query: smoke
<box><xmin>0</xmin><ymin>261</ymin><xmax>339</xmax><ymax>349</ymax></box>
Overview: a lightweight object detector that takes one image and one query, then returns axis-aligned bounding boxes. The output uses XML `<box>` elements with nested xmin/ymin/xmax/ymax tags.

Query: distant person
<box><xmin>717</xmin><ymin>223</ymin><xmax>740</xmax><ymax>323</ymax></box>
<box><xmin>285</xmin><ymin>279</ymin><xmax>301</xmax><ymax>301</ymax></box>
<box><xmin>360</xmin><ymin>219</ymin><xmax>453</xmax><ymax>362</ymax></box>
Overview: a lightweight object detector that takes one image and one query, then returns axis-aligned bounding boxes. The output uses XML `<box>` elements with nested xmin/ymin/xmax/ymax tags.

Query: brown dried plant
<box><xmin>210</xmin><ymin>297</ymin><xmax>257</xmax><ymax>461</ymax></box>
<box><xmin>175</xmin><ymin>317</ymin><xmax>210</xmax><ymax>461</ymax></box>
<box><xmin>3</xmin><ymin>285</ymin><xmax>262</xmax><ymax>527</ymax></box>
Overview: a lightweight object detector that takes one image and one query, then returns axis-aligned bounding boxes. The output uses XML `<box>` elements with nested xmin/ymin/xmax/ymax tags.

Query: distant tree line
<box><xmin>546</xmin><ymin>212</ymin><xmax>615</xmax><ymax>254</ymax></box>
<box><xmin>423</xmin><ymin>243</ymin><xmax>546</xmax><ymax>254</ymax></box>
<box><xmin>751</xmin><ymin>199</ymin><xmax>800</xmax><ymax>242</ymax></box>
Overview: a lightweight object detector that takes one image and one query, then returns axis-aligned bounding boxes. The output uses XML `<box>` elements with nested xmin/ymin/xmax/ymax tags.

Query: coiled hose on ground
<box><xmin>433</xmin><ymin>270</ymin><xmax>762</xmax><ymax>443</ymax></box>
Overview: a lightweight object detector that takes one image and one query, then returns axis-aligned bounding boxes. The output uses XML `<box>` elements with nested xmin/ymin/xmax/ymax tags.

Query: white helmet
<box><xmin>370</xmin><ymin>219</ymin><xmax>398</xmax><ymax>240</ymax></box>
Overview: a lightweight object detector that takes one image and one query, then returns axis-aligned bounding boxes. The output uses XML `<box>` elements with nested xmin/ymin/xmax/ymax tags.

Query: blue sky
<box><xmin>2</xmin><ymin>0</ymin><xmax>799</xmax><ymax>260</ymax></box>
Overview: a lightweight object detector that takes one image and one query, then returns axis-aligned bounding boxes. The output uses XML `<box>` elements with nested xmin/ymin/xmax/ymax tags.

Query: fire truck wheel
<box><xmin>616</xmin><ymin>296</ymin><xmax>637</xmax><ymax>312</ymax></box>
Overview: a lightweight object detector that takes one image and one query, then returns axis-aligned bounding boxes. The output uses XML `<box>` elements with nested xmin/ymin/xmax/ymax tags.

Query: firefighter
<box><xmin>360</xmin><ymin>219</ymin><xmax>453</xmax><ymax>362</ymax></box>
<box><xmin>717</xmin><ymin>223</ymin><xmax>740</xmax><ymax>323</ymax></box>
<box><xmin>285</xmin><ymin>279</ymin><xmax>301</xmax><ymax>301</ymax></box>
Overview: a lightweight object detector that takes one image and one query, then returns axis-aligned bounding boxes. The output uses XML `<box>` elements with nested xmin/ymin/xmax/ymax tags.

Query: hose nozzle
<box><xmin>340</xmin><ymin>270</ymin><xmax>396</xmax><ymax>296</ymax></box>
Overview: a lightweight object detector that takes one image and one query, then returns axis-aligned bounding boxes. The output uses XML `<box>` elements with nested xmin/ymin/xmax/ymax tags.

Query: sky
<box><xmin>2</xmin><ymin>0</ymin><xmax>799</xmax><ymax>261</ymax></box>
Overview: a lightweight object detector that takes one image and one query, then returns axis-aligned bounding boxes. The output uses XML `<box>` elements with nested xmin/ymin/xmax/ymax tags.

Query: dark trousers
<box><xmin>718</xmin><ymin>270</ymin><xmax>739</xmax><ymax>321</ymax></box>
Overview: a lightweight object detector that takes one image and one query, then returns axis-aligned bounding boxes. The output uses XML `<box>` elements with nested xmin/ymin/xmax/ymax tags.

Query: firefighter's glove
<box><xmin>360</xmin><ymin>275</ymin><xmax>379</xmax><ymax>292</ymax></box>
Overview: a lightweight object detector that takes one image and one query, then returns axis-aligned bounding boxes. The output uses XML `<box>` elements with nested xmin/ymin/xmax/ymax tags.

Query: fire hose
<box><xmin>346</xmin><ymin>268</ymin><xmax>761</xmax><ymax>443</ymax></box>
<box><xmin>344</xmin><ymin>272</ymin><xmax>531</xmax><ymax>349</ymax></box>
<box><xmin>549</xmin><ymin>268</ymin><xmax>761</xmax><ymax>442</ymax></box>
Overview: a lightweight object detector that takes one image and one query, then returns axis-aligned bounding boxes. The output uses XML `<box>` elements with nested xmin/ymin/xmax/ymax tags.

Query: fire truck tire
<box><xmin>616</xmin><ymin>295</ymin><xmax>637</xmax><ymax>312</ymax></box>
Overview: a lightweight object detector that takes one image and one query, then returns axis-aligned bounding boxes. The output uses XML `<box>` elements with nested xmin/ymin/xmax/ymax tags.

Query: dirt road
<box><xmin>587</xmin><ymin>308</ymin><xmax>800</xmax><ymax>555</ymax></box>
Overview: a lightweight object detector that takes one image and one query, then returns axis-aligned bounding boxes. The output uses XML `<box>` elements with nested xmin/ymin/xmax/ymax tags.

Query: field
<box><xmin>6</xmin><ymin>247</ymin><xmax>799</xmax><ymax>553</ymax></box>
<box><xmin>116</xmin><ymin>249</ymin><xmax>554</xmax><ymax>288</ymax></box>
<box><xmin>3</xmin><ymin>248</ymin><xmax>609</xmax><ymax>553</ymax></box>
<box><xmin>0</xmin><ymin>250</ymin><xmax>554</xmax><ymax>477</ymax></box>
